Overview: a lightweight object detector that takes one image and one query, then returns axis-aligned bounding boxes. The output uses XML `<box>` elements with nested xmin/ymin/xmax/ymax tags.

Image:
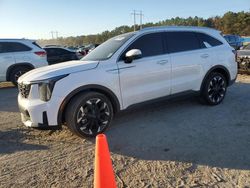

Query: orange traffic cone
<box><xmin>94</xmin><ymin>134</ymin><xmax>117</xmax><ymax>188</ymax></box>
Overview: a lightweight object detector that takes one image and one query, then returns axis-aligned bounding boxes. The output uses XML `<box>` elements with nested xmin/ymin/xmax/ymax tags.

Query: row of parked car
<box><xmin>0</xmin><ymin>39</ymin><xmax>99</xmax><ymax>85</ymax></box>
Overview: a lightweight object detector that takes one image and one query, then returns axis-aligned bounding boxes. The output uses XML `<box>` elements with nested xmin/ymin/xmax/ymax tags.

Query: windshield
<box><xmin>82</xmin><ymin>32</ymin><xmax>135</xmax><ymax>61</ymax></box>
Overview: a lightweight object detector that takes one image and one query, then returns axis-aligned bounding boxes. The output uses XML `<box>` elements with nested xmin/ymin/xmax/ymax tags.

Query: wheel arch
<box><xmin>57</xmin><ymin>84</ymin><xmax>121</xmax><ymax>126</ymax></box>
<box><xmin>6</xmin><ymin>63</ymin><xmax>34</xmax><ymax>81</ymax></box>
<box><xmin>200</xmin><ymin>65</ymin><xmax>231</xmax><ymax>91</ymax></box>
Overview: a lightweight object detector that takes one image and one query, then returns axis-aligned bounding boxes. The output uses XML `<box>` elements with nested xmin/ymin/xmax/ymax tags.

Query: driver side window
<box><xmin>120</xmin><ymin>32</ymin><xmax>164</xmax><ymax>61</ymax></box>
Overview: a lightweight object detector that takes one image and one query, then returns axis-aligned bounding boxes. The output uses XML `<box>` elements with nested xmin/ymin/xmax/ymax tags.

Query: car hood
<box><xmin>18</xmin><ymin>60</ymin><xmax>99</xmax><ymax>83</ymax></box>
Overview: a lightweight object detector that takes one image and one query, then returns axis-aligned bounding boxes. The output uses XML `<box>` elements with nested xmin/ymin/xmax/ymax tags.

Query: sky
<box><xmin>0</xmin><ymin>0</ymin><xmax>249</xmax><ymax>39</ymax></box>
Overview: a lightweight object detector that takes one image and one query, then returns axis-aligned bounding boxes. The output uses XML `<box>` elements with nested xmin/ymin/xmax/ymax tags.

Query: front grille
<box><xmin>18</xmin><ymin>83</ymin><xmax>31</xmax><ymax>98</ymax></box>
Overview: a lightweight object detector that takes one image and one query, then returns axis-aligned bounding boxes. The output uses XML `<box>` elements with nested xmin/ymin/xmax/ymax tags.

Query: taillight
<box><xmin>34</xmin><ymin>51</ymin><xmax>46</xmax><ymax>57</ymax></box>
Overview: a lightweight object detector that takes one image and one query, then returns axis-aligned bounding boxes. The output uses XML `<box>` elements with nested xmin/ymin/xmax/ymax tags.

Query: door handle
<box><xmin>157</xmin><ymin>60</ymin><xmax>168</xmax><ymax>65</ymax></box>
<box><xmin>201</xmin><ymin>54</ymin><xmax>209</xmax><ymax>58</ymax></box>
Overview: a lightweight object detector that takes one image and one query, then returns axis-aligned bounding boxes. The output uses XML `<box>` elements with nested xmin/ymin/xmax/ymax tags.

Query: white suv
<box><xmin>18</xmin><ymin>26</ymin><xmax>237</xmax><ymax>138</ymax></box>
<box><xmin>0</xmin><ymin>39</ymin><xmax>48</xmax><ymax>85</ymax></box>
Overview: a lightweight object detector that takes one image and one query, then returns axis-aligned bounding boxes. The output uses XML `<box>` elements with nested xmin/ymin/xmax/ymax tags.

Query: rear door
<box><xmin>117</xmin><ymin>32</ymin><xmax>171</xmax><ymax>108</ymax></box>
<box><xmin>0</xmin><ymin>42</ymin><xmax>15</xmax><ymax>81</ymax></box>
<box><xmin>11</xmin><ymin>42</ymin><xmax>32</xmax><ymax>64</ymax></box>
<box><xmin>165</xmin><ymin>31</ymin><xmax>206</xmax><ymax>93</ymax></box>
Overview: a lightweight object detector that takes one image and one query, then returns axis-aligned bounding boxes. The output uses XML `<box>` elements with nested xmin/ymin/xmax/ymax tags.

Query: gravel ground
<box><xmin>0</xmin><ymin>75</ymin><xmax>250</xmax><ymax>187</ymax></box>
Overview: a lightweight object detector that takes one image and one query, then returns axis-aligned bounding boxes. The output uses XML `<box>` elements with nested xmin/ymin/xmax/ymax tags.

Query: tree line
<box><xmin>38</xmin><ymin>11</ymin><xmax>250</xmax><ymax>47</ymax></box>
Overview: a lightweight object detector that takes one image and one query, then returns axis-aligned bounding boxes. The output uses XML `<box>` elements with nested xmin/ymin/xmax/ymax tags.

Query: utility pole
<box><xmin>131</xmin><ymin>10</ymin><xmax>136</xmax><ymax>31</ymax></box>
<box><xmin>131</xmin><ymin>10</ymin><xmax>144</xmax><ymax>31</ymax></box>
<box><xmin>55</xmin><ymin>31</ymin><xmax>59</xmax><ymax>38</ymax></box>
<box><xmin>50</xmin><ymin>31</ymin><xmax>54</xmax><ymax>39</ymax></box>
<box><xmin>139</xmin><ymin>11</ymin><xmax>143</xmax><ymax>30</ymax></box>
<box><xmin>50</xmin><ymin>31</ymin><xmax>59</xmax><ymax>39</ymax></box>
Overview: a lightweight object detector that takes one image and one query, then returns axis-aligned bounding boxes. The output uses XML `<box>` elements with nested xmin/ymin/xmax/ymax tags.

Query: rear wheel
<box><xmin>201</xmin><ymin>72</ymin><xmax>227</xmax><ymax>105</ymax></box>
<box><xmin>65</xmin><ymin>92</ymin><xmax>113</xmax><ymax>138</ymax></box>
<box><xmin>10</xmin><ymin>66</ymin><xmax>31</xmax><ymax>86</ymax></box>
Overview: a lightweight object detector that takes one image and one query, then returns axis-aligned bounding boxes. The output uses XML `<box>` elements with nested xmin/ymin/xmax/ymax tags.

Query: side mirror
<box><xmin>239</xmin><ymin>46</ymin><xmax>244</xmax><ymax>50</ymax></box>
<box><xmin>124</xmin><ymin>49</ymin><xmax>142</xmax><ymax>63</ymax></box>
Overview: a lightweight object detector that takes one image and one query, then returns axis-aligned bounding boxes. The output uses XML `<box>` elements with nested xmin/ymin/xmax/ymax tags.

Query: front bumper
<box><xmin>19</xmin><ymin>103</ymin><xmax>60</xmax><ymax>129</ymax></box>
<box><xmin>18</xmin><ymin>84</ymin><xmax>62</xmax><ymax>129</ymax></box>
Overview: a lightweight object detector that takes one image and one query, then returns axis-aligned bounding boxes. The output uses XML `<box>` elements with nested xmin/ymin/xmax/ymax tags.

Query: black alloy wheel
<box><xmin>65</xmin><ymin>92</ymin><xmax>113</xmax><ymax>138</ymax></box>
<box><xmin>201</xmin><ymin>72</ymin><xmax>227</xmax><ymax>105</ymax></box>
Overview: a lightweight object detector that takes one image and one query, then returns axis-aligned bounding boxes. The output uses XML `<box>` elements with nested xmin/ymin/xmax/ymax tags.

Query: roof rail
<box><xmin>139</xmin><ymin>25</ymin><xmax>217</xmax><ymax>32</ymax></box>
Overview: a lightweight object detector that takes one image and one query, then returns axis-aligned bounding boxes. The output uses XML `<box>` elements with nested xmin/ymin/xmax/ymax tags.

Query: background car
<box><xmin>237</xmin><ymin>44</ymin><xmax>250</xmax><ymax>72</ymax></box>
<box><xmin>44</xmin><ymin>47</ymin><xmax>80</xmax><ymax>65</ymax></box>
<box><xmin>237</xmin><ymin>44</ymin><xmax>250</xmax><ymax>59</ymax></box>
<box><xmin>224</xmin><ymin>34</ymin><xmax>243</xmax><ymax>50</ymax></box>
<box><xmin>0</xmin><ymin>39</ymin><xmax>48</xmax><ymax>85</ymax></box>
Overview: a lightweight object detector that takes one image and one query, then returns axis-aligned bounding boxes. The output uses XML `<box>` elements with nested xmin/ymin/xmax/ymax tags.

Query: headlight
<box><xmin>30</xmin><ymin>75</ymin><xmax>68</xmax><ymax>102</ymax></box>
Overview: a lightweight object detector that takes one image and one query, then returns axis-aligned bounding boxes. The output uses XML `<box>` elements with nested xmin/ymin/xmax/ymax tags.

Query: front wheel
<box><xmin>201</xmin><ymin>72</ymin><xmax>227</xmax><ymax>105</ymax></box>
<box><xmin>65</xmin><ymin>92</ymin><xmax>113</xmax><ymax>138</ymax></box>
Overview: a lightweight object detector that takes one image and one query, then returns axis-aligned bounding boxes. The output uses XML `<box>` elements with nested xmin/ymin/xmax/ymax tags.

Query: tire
<box><xmin>65</xmin><ymin>92</ymin><xmax>114</xmax><ymax>138</ymax></box>
<box><xmin>10</xmin><ymin>66</ymin><xmax>31</xmax><ymax>86</ymax></box>
<box><xmin>200</xmin><ymin>72</ymin><xmax>227</xmax><ymax>105</ymax></box>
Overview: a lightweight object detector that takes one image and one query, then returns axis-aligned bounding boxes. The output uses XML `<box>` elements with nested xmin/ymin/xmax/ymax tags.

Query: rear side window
<box><xmin>32</xmin><ymin>42</ymin><xmax>43</xmax><ymax>49</ymax></box>
<box><xmin>165</xmin><ymin>32</ymin><xmax>200</xmax><ymax>53</ymax></box>
<box><xmin>0</xmin><ymin>42</ymin><xmax>31</xmax><ymax>53</ymax></box>
<box><xmin>45</xmin><ymin>48</ymin><xmax>72</xmax><ymax>56</ymax></box>
<box><xmin>196</xmin><ymin>33</ymin><xmax>223</xmax><ymax>48</ymax></box>
<box><xmin>60</xmin><ymin>49</ymin><xmax>73</xmax><ymax>55</ymax></box>
<box><xmin>44</xmin><ymin>48</ymin><xmax>54</xmax><ymax>56</ymax></box>
<box><xmin>125</xmin><ymin>32</ymin><xmax>164</xmax><ymax>58</ymax></box>
<box><xmin>225</xmin><ymin>35</ymin><xmax>235</xmax><ymax>42</ymax></box>
<box><xmin>45</xmin><ymin>48</ymin><xmax>61</xmax><ymax>56</ymax></box>
<box><xmin>56</xmin><ymin>48</ymin><xmax>72</xmax><ymax>55</ymax></box>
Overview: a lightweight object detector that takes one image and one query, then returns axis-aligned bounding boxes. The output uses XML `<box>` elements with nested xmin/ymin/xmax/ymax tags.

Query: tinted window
<box><xmin>44</xmin><ymin>48</ymin><xmax>56</xmax><ymax>56</ymax></box>
<box><xmin>83</xmin><ymin>32</ymin><xmax>135</xmax><ymax>61</ymax></box>
<box><xmin>0</xmin><ymin>42</ymin><xmax>31</xmax><ymax>53</ymax></box>
<box><xmin>197</xmin><ymin>33</ymin><xmax>223</xmax><ymax>48</ymax></box>
<box><xmin>60</xmin><ymin>49</ymin><xmax>74</xmax><ymax>55</ymax></box>
<box><xmin>166</xmin><ymin>32</ymin><xmax>200</xmax><ymax>53</ymax></box>
<box><xmin>229</xmin><ymin>36</ymin><xmax>234</xmax><ymax>42</ymax></box>
<box><xmin>236</xmin><ymin>36</ymin><xmax>242</xmax><ymax>42</ymax></box>
<box><xmin>32</xmin><ymin>42</ymin><xmax>43</xmax><ymax>49</ymax></box>
<box><xmin>124</xmin><ymin>32</ymin><xmax>164</xmax><ymax>58</ymax></box>
<box><xmin>56</xmin><ymin>49</ymin><xmax>69</xmax><ymax>55</ymax></box>
<box><xmin>45</xmin><ymin>48</ymin><xmax>71</xmax><ymax>56</ymax></box>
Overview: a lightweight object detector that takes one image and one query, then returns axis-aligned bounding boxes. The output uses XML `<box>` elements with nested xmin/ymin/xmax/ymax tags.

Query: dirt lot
<box><xmin>0</xmin><ymin>75</ymin><xmax>250</xmax><ymax>188</ymax></box>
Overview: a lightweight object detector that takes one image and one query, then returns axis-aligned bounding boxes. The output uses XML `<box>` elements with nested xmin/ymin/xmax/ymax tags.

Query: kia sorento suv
<box><xmin>18</xmin><ymin>26</ymin><xmax>237</xmax><ymax>138</ymax></box>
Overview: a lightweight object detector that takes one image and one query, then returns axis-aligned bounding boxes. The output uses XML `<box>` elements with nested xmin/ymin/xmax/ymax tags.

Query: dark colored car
<box><xmin>44</xmin><ymin>47</ymin><xmax>80</xmax><ymax>65</ymax></box>
<box><xmin>224</xmin><ymin>35</ymin><xmax>243</xmax><ymax>50</ymax></box>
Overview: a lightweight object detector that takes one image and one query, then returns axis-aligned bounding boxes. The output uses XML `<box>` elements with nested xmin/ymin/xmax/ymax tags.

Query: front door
<box><xmin>117</xmin><ymin>32</ymin><xmax>171</xmax><ymax>108</ymax></box>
